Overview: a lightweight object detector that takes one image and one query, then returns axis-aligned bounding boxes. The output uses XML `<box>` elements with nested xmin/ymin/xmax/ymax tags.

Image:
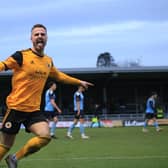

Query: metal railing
<box><xmin>58</xmin><ymin>113</ymin><xmax>145</xmax><ymax>121</ymax></box>
<box><xmin>1</xmin><ymin>113</ymin><xmax>168</xmax><ymax>123</ymax></box>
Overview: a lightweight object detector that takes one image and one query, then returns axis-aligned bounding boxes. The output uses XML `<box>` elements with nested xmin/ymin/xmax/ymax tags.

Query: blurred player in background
<box><xmin>142</xmin><ymin>92</ymin><xmax>162</xmax><ymax>132</ymax></box>
<box><xmin>0</xmin><ymin>24</ymin><xmax>93</xmax><ymax>168</ymax></box>
<box><xmin>44</xmin><ymin>81</ymin><xmax>62</xmax><ymax>139</ymax></box>
<box><xmin>67</xmin><ymin>86</ymin><xmax>89</xmax><ymax>139</ymax></box>
<box><xmin>90</xmin><ymin>103</ymin><xmax>101</xmax><ymax>128</ymax></box>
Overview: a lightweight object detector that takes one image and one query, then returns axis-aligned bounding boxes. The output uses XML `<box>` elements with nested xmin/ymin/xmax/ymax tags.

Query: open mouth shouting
<box><xmin>36</xmin><ymin>39</ymin><xmax>45</xmax><ymax>47</ymax></box>
<box><xmin>34</xmin><ymin>38</ymin><xmax>47</xmax><ymax>53</ymax></box>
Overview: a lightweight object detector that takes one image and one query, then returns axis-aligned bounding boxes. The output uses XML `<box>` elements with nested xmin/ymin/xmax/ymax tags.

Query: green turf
<box><xmin>1</xmin><ymin>126</ymin><xmax>168</xmax><ymax>168</ymax></box>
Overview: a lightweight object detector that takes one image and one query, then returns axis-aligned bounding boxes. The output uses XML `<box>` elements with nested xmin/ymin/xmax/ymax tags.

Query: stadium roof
<box><xmin>59</xmin><ymin>66</ymin><xmax>168</xmax><ymax>80</ymax></box>
<box><xmin>1</xmin><ymin>66</ymin><xmax>168</xmax><ymax>80</ymax></box>
<box><xmin>60</xmin><ymin>66</ymin><xmax>168</xmax><ymax>74</ymax></box>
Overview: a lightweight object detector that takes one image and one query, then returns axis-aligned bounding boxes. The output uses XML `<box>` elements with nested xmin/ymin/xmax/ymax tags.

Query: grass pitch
<box><xmin>1</xmin><ymin>126</ymin><xmax>168</xmax><ymax>168</ymax></box>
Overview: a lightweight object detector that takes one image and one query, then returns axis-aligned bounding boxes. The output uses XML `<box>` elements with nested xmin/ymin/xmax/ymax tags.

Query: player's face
<box><xmin>31</xmin><ymin>27</ymin><xmax>47</xmax><ymax>54</ymax></box>
<box><xmin>52</xmin><ymin>83</ymin><xmax>57</xmax><ymax>91</ymax></box>
<box><xmin>79</xmin><ymin>86</ymin><xmax>85</xmax><ymax>92</ymax></box>
<box><xmin>154</xmin><ymin>94</ymin><xmax>157</xmax><ymax>99</ymax></box>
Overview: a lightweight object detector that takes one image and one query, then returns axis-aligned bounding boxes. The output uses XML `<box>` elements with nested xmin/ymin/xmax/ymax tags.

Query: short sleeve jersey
<box><xmin>44</xmin><ymin>89</ymin><xmax>56</xmax><ymax>112</ymax></box>
<box><xmin>146</xmin><ymin>98</ymin><xmax>155</xmax><ymax>113</ymax></box>
<box><xmin>73</xmin><ymin>91</ymin><xmax>84</xmax><ymax>111</ymax></box>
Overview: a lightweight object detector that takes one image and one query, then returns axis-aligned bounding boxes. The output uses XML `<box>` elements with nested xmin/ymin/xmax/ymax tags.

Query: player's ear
<box><xmin>30</xmin><ymin>35</ymin><xmax>32</xmax><ymax>41</ymax></box>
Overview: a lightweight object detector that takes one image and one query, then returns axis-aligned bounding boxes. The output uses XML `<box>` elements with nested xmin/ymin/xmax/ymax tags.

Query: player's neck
<box><xmin>49</xmin><ymin>88</ymin><xmax>53</xmax><ymax>91</ymax></box>
<box><xmin>31</xmin><ymin>48</ymin><xmax>44</xmax><ymax>57</ymax></box>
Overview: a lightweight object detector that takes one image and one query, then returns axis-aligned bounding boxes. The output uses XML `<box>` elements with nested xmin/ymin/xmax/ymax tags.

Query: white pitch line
<box><xmin>23</xmin><ymin>155</ymin><xmax>168</xmax><ymax>162</ymax></box>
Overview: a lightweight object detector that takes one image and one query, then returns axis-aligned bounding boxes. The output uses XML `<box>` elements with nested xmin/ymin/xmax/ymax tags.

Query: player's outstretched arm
<box><xmin>50</xmin><ymin>66</ymin><xmax>94</xmax><ymax>88</ymax></box>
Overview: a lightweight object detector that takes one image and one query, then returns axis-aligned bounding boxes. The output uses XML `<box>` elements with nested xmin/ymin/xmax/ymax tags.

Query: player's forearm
<box><xmin>54</xmin><ymin>104</ymin><xmax>61</xmax><ymax>112</ymax></box>
<box><xmin>51</xmin><ymin>101</ymin><xmax>58</xmax><ymax>109</ymax></box>
<box><xmin>50</xmin><ymin>69</ymin><xmax>81</xmax><ymax>85</ymax></box>
<box><xmin>58</xmin><ymin>72</ymin><xmax>81</xmax><ymax>85</ymax></box>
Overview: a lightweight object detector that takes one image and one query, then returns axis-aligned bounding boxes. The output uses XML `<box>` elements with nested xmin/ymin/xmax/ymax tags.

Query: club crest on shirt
<box><xmin>5</xmin><ymin>122</ymin><xmax>12</xmax><ymax>129</ymax></box>
<box><xmin>30</xmin><ymin>60</ymin><xmax>35</xmax><ymax>64</ymax></box>
<box><xmin>47</xmin><ymin>63</ymin><xmax>52</xmax><ymax>68</ymax></box>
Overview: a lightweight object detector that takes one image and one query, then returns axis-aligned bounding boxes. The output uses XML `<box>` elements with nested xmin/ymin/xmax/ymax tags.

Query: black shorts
<box><xmin>145</xmin><ymin>113</ymin><xmax>156</xmax><ymax>119</ymax></box>
<box><xmin>1</xmin><ymin>109</ymin><xmax>47</xmax><ymax>134</ymax></box>
<box><xmin>44</xmin><ymin>111</ymin><xmax>58</xmax><ymax>120</ymax></box>
<box><xmin>74</xmin><ymin>110</ymin><xmax>85</xmax><ymax>119</ymax></box>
